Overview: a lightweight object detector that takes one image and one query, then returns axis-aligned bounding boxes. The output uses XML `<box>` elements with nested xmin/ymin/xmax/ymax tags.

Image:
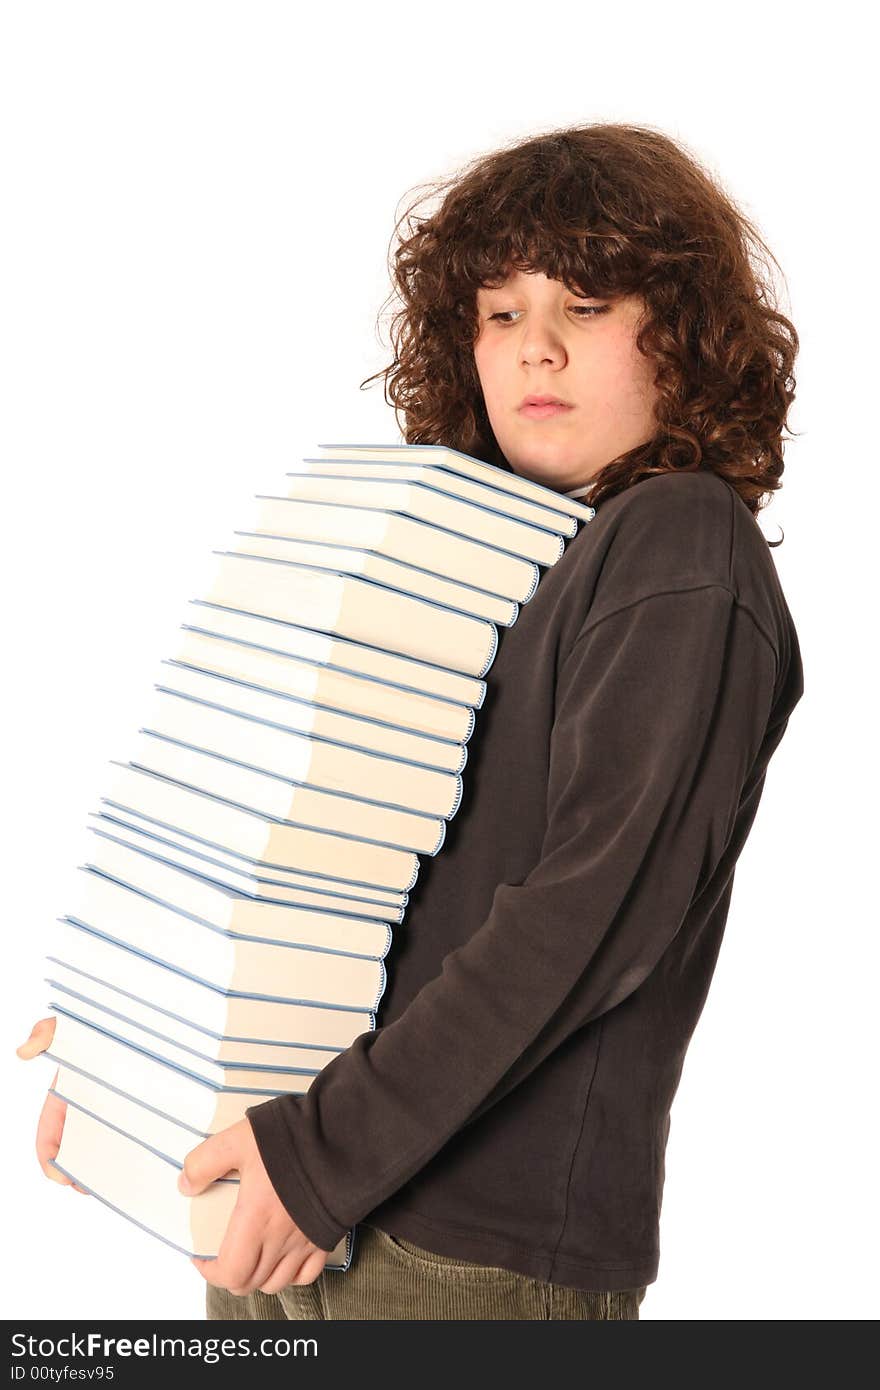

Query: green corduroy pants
<box><xmin>206</xmin><ymin>1222</ymin><xmax>648</xmax><ymax>1321</ymax></box>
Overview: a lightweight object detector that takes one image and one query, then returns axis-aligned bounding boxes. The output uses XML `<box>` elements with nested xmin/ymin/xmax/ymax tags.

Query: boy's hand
<box><xmin>16</xmin><ymin>1015</ymin><xmax>89</xmax><ymax>1194</ymax></box>
<box><xmin>179</xmin><ymin>1119</ymin><xmax>331</xmax><ymax>1295</ymax></box>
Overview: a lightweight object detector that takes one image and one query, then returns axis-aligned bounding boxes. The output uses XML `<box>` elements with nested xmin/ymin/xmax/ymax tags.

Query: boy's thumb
<box><xmin>178</xmin><ymin>1165</ymin><xmax>197</xmax><ymax>1196</ymax></box>
<box><xmin>178</xmin><ymin>1159</ymin><xmax>201</xmax><ymax>1196</ymax></box>
<box><xmin>178</xmin><ymin>1133</ymin><xmax>227</xmax><ymax>1196</ymax></box>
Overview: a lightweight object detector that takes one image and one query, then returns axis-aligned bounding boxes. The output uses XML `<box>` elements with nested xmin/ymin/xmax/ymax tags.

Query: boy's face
<box><xmin>473</xmin><ymin>269</ymin><xmax>660</xmax><ymax>492</ymax></box>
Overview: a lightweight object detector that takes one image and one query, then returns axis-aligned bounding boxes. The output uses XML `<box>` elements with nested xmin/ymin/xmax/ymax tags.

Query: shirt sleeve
<box><xmin>245</xmin><ymin>583</ymin><xmax>779</xmax><ymax>1251</ymax></box>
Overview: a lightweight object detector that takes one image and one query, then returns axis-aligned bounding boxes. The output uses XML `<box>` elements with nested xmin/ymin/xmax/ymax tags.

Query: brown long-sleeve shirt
<box><xmin>245</xmin><ymin>467</ymin><xmax>805</xmax><ymax>1292</ymax></box>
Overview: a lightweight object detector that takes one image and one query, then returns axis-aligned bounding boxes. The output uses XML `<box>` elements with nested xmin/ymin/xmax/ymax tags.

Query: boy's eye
<box><xmin>488</xmin><ymin>306</ymin><xmax>607</xmax><ymax>323</ymax></box>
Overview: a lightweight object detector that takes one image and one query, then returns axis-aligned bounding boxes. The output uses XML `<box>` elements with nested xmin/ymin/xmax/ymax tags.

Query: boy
<box><xmin>19</xmin><ymin>122</ymin><xmax>805</xmax><ymax>1320</ymax></box>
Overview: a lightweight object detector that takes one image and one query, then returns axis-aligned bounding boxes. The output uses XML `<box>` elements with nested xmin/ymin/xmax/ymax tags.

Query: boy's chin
<box><xmin>503</xmin><ymin>446</ymin><xmax>592</xmax><ymax>491</ymax></box>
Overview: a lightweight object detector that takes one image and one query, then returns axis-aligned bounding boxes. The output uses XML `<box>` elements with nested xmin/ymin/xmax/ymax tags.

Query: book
<box><xmin>167</xmin><ymin>623</ymin><xmax>476</xmax><ymax>743</ymax></box>
<box><xmin>242</xmin><ymin>494</ymin><xmax>542</xmax><ymax>599</ymax></box>
<box><xmin>82</xmin><ymin>830</ymin><xmax>393</xmax><ymax>957</ymax></box>
<box><xmin>183</xmin><ymin>600</ymin><xmax>488</xmax><ymax>708</ymax></box>
<box><xmin>229</xmin><ymin>526</ymin><xmax>522</xmax><ymax>625</ymax></box>
<box><xmin>49</xmin><ymin>1001</ymin><xmax>322</xmax><ymax>1093</ymax></box>
<box><xmin>50</xmin><ymin>1099</ymin><xmax>248</xmax><ymax>1262</ymax></box>
<box><xmin>204</xmin><ymin>552</ymin><xmax>499</xmax><ymax>675</ymax></box>
<box><xmin>133</xmin><ymin>693</ymin><xmax>464</xmax><ymax>816</ymax></box>
<box><xmin>101</xmin><ymin>761</ymin><xmax>420</xmax><ymax>891</ymax></box>
<box><xmin>311</xmin><ymin>443</ymin><xmax>596</xmax><ymax>520</ymax></box>
<box><xmin>46</xmin><ymin>921</ymin><xmax>374</xmax><ymax>1049</ymax></box>
<box><xmin>47</xmin><ymin>1050</ymin><xmax>351</xmax><ymax>1266</ymax></box>
<box><xmin>40</xmin><ymin>440</ymin><xmax>595</xmax><ymax>1271</ymax></box>
<box><xmin>275</xmin><ymin>474</ymin><xmax>566</xmax><ymax>565</ymax></box>
<box><xmin>154</xmin><ymin>657</ymin><xmax>468</xmax><ymax>770</ymax></box>
<box><xmin>126</xmin><ymin>727</ymin><xmax>451</xmax><ymax>853</ymax></box>
<box><xmin>85</xmin><ymin>813</ymin><xmax>409</xmax><ymax>917</ymax></box>
<box><xmin>289</xmin><ymin>461</ymin><xmax>580</xmax><ymax>534</ymax></box>
<box><xmin>60</xmin><ymin>869</ymin><xmax>387</xmax><ymax>1011</ymax></box>
<box><xmin>46</xmin><ymin>962</ymin><xmax>346</xmax><ymax>1069</ymax></box>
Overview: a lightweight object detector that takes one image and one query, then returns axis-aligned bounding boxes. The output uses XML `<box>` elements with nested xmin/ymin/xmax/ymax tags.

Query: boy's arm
<box><xmin>246</xmin><ymin>584</ymin><xmax>784</xmax><ymax>1252</ymax></box>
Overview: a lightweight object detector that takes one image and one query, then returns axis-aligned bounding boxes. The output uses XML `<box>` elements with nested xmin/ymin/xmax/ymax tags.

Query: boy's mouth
<box><xmin>519</xmin><ymin>399</ymin><xmax>574</xmax><ymax>420</ymax></box>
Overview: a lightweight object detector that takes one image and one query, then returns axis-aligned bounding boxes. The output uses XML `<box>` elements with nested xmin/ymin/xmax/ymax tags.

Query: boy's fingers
<box><xmin>41</xmin><ymin>1159</ymin><xmax>74</xmax><ymax>1186</ymax></box>
<box><xmin>18</xmin><ymin>1019</ymin><xmax>88</xmax><ymax>1193</ymax></box>
<box><xmin>16</xmin><ymin>1017</ymin><xmax>56</xmax><ymax>1058</ymax></box>
<box><xmin>41</xmin><ymin>1163</ymin><xmax>87</xmax><ymax>1194</ymax></box>
<box><xmin>36</xmin><ymin>1089</ymin><xmax>68</xmax><ymax>1173</ymax></box>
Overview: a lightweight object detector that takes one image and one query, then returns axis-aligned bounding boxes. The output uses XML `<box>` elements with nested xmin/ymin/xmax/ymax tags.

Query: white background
<box><xmin>2</xmin><ymin>1</ymin><xmax>876</xmax><ymax>1322</ymax></box>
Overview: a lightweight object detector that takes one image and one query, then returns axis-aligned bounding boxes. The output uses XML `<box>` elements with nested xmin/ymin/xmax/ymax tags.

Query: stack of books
<box><xmin>41</xmin><ymin>442</ymin><xmax>596</xmax><ymax>1266</ymax></box>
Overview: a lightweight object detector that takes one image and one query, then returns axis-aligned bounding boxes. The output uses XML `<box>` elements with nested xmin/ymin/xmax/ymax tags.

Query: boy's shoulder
<box><xmin>562</xmin><ymin>468</ymin><xmax>790</xmax><ymax>650</ymax></box>
<box><xmin>574</xmin><ymin>468</ymin><xmax>734</xmax><ymax>598</ymax></box>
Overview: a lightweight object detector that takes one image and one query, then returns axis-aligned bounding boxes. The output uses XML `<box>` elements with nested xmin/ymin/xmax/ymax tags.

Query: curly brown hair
<box><xmin>361</xmin><ymin>122</ymin><xmax>799</xmax><ymax>545</ymax></box>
